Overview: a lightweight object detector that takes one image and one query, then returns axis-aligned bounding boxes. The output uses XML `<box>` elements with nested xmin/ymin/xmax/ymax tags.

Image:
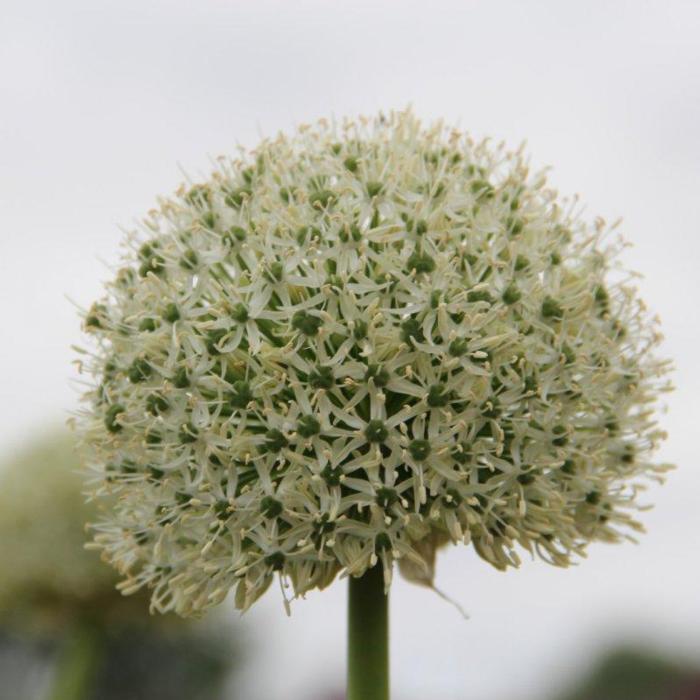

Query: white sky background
<box><xmin>1</xmin><ymin>1</ymin><xmax>699</xmax><ymax>698</ymax></box>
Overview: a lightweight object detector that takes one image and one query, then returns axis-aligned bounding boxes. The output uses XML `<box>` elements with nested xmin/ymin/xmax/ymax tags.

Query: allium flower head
<box><xmin>78</xmin><ymin>110</ymin><xmax>671</xmax><ymax>616</ymax></box>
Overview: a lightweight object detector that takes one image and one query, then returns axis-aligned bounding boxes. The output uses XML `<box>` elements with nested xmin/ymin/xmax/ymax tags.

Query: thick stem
<box><xmin>49</xmin><ymin>623</ymin><xmax>102</xmax><ymax>700</ymax></box>
<box><xmin>347</xmin><ymin>564</ymin><xmax>389</xmax><ymax>700</ymax></box>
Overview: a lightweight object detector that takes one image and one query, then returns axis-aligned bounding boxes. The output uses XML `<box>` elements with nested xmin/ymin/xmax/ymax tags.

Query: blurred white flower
<box><xmin>0</xmin><ymin>431</ymin><xmax>151</xmax><ymax>630</ymax></box>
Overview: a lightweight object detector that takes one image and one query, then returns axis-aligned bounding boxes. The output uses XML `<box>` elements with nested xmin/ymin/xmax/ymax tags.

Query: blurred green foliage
<box><xmin>555</xmin><ymin>645</ymin><xmax>700</xmax><ymax>700</ymax></box>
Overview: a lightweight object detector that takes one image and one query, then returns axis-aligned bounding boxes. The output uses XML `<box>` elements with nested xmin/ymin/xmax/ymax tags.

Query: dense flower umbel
<box><xmin>77</xmin><ymin>110</ymin><xmax>671</xmax><ymax>616</ymax></box>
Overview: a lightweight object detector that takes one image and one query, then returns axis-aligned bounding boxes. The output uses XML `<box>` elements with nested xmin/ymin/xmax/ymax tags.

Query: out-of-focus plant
<box><xmin>554</xmin><ymin>645</ymin><xmax>700</xmax><ymax>700</ymax></box>
<box><xmin>0</xmin><ymin>431</ymin><xmax>237</xmax><ymax>700</ymax></box>
<box><xmin>0</xmin><ymin>432</ymin><xmax>140</xmax><ymax>631</ymax></box>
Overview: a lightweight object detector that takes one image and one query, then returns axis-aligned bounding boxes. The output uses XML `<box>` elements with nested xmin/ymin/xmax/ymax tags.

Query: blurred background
<box><xmin>1</xmin><ymin>1</ymin><xmax>698</xmax><ymax>698</ymax></box>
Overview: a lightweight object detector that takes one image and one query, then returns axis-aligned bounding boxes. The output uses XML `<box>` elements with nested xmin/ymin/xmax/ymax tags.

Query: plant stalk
<box><xmin>49</xmin><ymin>622</ymin><xmax>102</xmax><ymax>700</ymax></box>
<box><xmin>347</xmin><ymin>564</ymin><xmax>389</xmax><ymax>700</ymax></box>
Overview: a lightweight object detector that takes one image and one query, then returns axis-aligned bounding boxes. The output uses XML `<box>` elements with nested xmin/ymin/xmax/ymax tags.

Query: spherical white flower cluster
<box><xmin>78</xmin><ymin>110</ymin><xmax>671</xmax><ymax>616</ymax></box>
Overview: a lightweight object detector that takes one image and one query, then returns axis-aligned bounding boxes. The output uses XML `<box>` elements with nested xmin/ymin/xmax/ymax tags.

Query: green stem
<box><xmin>348</xmin><ymin>564</ymin><xmax>389</xmax><ymax>700</ymax></box>
<box><xmin>49</xmin><ymin>623</ymin><xmax>102</xmax><ymax>700</ymax></box>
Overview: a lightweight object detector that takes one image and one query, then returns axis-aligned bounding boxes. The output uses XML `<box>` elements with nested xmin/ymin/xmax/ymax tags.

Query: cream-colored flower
<box><xmin>77</xmin><ymin>110</ymin><xmax>672</xmax><ymax>616</ymax></box>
